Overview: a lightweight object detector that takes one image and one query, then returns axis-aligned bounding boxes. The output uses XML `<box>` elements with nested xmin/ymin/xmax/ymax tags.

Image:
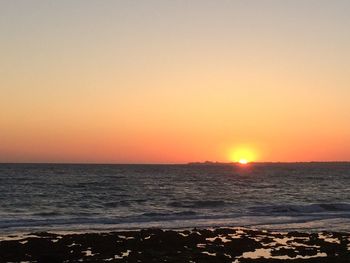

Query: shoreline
<box><xmin>2</xmin><ymin>216</ymin><xmax>350</xmax><ymax>238</ymax></box>
<box><xmin>1</xmin><ymin>227</ymin><xmax>349</xmax><ymax>262</ymax></box>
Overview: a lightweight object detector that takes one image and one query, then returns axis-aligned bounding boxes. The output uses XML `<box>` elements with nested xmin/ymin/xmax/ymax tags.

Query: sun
<box><xmin>239</xmin><ymin>159</ymin><xmax>249</xmax><ymax>164</ymax></box>
<box><xmin>229</xmin><ymin>146</ymin><xmax>257</xmax><ymax>164</ymax></box>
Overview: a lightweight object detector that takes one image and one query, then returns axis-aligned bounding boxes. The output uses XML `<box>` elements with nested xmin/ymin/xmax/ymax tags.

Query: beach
<box><xmin>1</xmin><ymin>164</ymin><xmax>350</xmax><ymax>262</ymax></box>
<box><xmin>3</xmin><ymin>0</ymin><xmax>350</xmax><ymax>261</ymax></box>
<box><xmin>1</xmin><ymin>227</ymin><xmax>350</xmax><ymax>262</ymax></box>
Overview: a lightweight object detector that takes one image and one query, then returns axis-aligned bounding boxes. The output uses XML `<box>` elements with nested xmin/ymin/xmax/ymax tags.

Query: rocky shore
<box><xmin>1</xmin><ymin>227</ymin><xmax>349</xmax><ymax>262</ymax></box>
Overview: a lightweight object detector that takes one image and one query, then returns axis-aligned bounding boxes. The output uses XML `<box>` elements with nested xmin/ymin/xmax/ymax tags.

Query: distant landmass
<box><xmin>187</xmin><ymin>161</ymin><xmax>235</xmax><ymax>165</ymax></box>
<box><xmin>187</xmin><ymin>161</ymin><xmax>350</xmax><ymax>165</ymax></box>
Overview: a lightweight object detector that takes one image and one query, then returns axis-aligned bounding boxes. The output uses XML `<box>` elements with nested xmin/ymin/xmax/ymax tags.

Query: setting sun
<box><xmin>230</xmin><ymin>147</ymin><xmax>257</xmax><ymax>164</ymax></box>
<box><xmin>239</xmin><ymin>159</ymin><xmax>249</xmax><ymax>165</ymax></box>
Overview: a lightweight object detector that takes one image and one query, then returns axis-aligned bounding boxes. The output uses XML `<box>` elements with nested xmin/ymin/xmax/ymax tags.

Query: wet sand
<box><xmin>0</xmin><ymin>227</ymin><xmax>349</xmax><ymax>262</ymax></box>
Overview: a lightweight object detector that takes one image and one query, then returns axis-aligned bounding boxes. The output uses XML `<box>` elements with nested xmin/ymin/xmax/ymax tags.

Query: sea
<box><xmin>1</xmin><ymin>163</ymin><xmax>350</xmax><ymax>234</ymax></box>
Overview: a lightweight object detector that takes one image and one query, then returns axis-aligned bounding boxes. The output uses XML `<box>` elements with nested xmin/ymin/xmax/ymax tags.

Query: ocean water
<box><xmin>0</xmin><ymin>163</ymin><xmax>350</xmax><ymax>234</ymax></box>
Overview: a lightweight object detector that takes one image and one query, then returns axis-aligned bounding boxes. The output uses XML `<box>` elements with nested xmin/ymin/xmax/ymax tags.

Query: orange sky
<box><xmin>1</xmin><ymin>1</ymin><xmax>350</xmax><ymax>163</ymax></box>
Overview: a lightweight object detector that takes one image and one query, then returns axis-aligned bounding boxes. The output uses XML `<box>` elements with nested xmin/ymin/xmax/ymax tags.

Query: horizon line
<box><xmin>1</xmin><ymin>161</ymin><xmax>350</xmax><ymax>165</ymax></box>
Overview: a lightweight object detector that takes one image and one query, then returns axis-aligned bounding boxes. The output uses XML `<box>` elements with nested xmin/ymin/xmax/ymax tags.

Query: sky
<box><xmin>1</xmin><ymin>0</ymin><xmax>350</xmax><ymax>163</ymax></box>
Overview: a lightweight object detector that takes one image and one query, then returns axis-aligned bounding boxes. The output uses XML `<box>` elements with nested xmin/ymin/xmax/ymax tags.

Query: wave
<box><xmin>142</xmin><ymin>211</ymin><xmax>197</xmax><ymax>217</ymax></box>
<box><xmin>249</xmin><ymin>203</ymin><xmax>350</xmax><ymax>215</ymax></box>
<box><xmin>104</xmin><ymin>201</ymin><xmax>131</xmax><ymax>208</ymax></box>
<box><xmin>32</xmin><ymin>211</ymin><xmax>61</xmax><ymax>217</ymax></box>
<box><xmin>168</xmin><ymin>200</ymin><xmax>227</xmax><ymax>208</ymax></box>
<box><xmin>2</xmin><ymin>210</ymin><xmax>350</xmax><ymax>234</ymax></box>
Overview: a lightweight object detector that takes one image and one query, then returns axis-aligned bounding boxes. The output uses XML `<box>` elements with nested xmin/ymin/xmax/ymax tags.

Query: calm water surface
<box><xmin>0</xmin><ymin>163</ymin><xmax>350</xmax><ymax>234</ymax></box>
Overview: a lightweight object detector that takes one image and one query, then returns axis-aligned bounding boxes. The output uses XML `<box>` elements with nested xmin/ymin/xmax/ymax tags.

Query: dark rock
<box><xmin>1</xmin><ymin>228</ymin><xmax>350</xmax><ymax>262</ymax></box>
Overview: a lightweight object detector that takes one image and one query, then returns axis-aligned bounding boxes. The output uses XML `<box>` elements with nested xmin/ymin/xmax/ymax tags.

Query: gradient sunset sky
<box><xmin>1</xmin><ymin>0</ymin><xmax>350</xmax><ymax>163</ymax></box>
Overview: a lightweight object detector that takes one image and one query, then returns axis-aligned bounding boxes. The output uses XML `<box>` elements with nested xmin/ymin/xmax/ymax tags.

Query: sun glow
<box><xmin>239</xmin><ymin>159</ymin><xmax>249</xmax><ymax>164</ymax></box>
<box><xmin>230</xmin><ymin>146</ymin><xmax>257</xmax><ymax>164</ymax></box>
